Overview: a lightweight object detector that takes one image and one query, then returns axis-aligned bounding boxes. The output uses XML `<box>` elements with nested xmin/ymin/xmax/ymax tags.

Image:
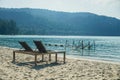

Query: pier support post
<box><xmin>93</xmin><ymin>41</ymin><xmax>95</xmax><ymax>51</ymax></box>
<box><xmin>81</xmin><ymin>40</ymin><xmax>84</xmax><ymax>49</ymax></box>
<box><xmin>88</xmin><ymin>41</ymin><xmax>91</xmax><ymax>50</ymax></box>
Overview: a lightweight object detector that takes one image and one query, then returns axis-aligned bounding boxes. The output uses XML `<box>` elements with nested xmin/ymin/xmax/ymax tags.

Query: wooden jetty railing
<box><xmin>43</xmin><ymin>40</ymin><xmax>96</xmax><ymax>52</ymax></box>
<box><xmin>65</xmin><ymin>40</ymin><xmax>96</xmax><ymax>51</ymax></box>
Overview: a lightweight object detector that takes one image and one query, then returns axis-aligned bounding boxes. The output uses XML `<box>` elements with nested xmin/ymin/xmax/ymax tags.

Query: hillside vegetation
<box><xmin>0</xmin><ymin>8</ymin><xmax>120</xmax><ymax>36</ymax></box>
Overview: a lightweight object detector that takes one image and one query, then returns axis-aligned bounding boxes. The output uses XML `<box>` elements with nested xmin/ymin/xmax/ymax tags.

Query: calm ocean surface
<box><xmin>0</xmin><ymin>35</ymin><xmax>120</xmax><ymax>62</ymax></box>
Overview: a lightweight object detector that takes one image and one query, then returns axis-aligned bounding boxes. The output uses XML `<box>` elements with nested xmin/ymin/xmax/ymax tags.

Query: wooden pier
<box><xmin>65</xmin><ymin>40</ymin><xmax>96</xmax><ymax>51</ymax></box>
<box><xmin>44</xmin><ymin>40</ymin><xmax>96</xmax><ymax>52</ymax></box>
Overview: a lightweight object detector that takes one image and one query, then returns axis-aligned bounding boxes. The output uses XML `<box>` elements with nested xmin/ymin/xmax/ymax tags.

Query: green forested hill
<box><xmin>0</xmin><ymin>19</ymin><xmax>18</xmax><ymax>35</ymax></box>
<box><xmin>0</xmin><ymin>8</ymin><xmax>120</xmax><ymax>36</ymax></box>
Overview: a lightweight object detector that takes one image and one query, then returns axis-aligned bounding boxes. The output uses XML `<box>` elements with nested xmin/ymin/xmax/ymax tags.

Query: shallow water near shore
<box><xmin>0</xmin><ymin>35</ymin><xmax>120</xmax><ymax>62</ymax></box>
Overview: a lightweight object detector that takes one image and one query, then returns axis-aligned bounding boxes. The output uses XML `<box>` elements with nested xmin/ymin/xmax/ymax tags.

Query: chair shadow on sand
<box><xmin>16</xmin><ymin>61</ymin><xmax>62</xmax><ymax>70</ymax></box>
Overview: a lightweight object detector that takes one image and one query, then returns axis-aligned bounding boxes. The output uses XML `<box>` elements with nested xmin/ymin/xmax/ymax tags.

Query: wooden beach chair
<box><xmin>13</xmin><ymin>41</ymin><xmax>50</xmax><ymax>66</ymax></box>
<box><xmin>33</xmin><ymin>40</ymin><xmax>66</xmax><ymax>64</ymax></box>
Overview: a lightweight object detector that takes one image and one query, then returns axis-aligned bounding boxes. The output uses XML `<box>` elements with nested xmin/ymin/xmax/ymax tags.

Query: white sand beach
<box><xmin>0</xmin><ymin>47</ymin><xmax>120</xmax><ymax>80</ymax></box>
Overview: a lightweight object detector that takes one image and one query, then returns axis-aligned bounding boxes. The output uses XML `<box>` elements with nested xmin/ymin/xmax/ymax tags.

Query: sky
<box><xmin>0</xmin><ymin>0</ymin><xmax>120</xmax><ymax>19</ymax></box>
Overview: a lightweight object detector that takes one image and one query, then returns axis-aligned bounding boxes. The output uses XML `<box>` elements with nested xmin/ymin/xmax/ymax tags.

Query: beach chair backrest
<box><xmin>33</xmin><ymin>41</ymin><xmax>47</xmax><ymax>53</ymax></box>
<box><xmin>19</xmin><ymin>41</ymin><xmax>33</xmax><ymax>51</ymax></box>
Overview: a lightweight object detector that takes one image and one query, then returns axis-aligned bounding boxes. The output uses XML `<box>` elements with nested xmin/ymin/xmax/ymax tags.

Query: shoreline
<box><xmin>0</xmin><ymin>46</ymin><xmax>120</xmax><ymax>65</ymax></box>
<box><xmin>0</xmin><ymin>46</ymin><xmax>120</xmax><ymax>80</ymax></box>
<box><xmin>67</xmin><ymin>56</ymin><xmax>120</xmax><ymax>65</ymax></box>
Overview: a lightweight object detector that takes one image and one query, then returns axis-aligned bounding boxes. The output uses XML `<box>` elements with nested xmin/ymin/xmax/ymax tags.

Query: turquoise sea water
<box><xmin>0</xmin><ymin>35</ymin><xmax>120</xmax><ymax>62</ymax></box>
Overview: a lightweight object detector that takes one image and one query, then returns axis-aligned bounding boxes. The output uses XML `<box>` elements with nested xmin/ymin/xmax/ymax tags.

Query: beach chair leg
<box><xmin>64</xmin><ymin>52</ymin><xmax>66</xmax><ymax>64</ymax></box>
<box><xmin>55</xmin><ymin>53</ymin><xmax>57</xmax><ymax>63</ymax></box>
<box><xmin>49</xmin><ymin>54</ymin><xmax>51</xmax><ymax>61</ymax></box>
<box><xmin>35</xmin><ymin>55</ymin><xmax>37</xmax><ymax>66</ymax></box>
<box><xmin>42</xmin><ymin>54</ymin><xmax>44</xmax><ymax>61</ymax></box>
<box><xmin>12</xmin><ymin>51</ymin><xmax>15</xmax><ymax>63</ymax></box>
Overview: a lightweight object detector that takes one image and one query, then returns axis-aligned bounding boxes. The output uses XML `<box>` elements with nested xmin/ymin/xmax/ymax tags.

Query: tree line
<box><xmin>0</xmin><ymin>19</ymin><xmax>19</xmax><ymax>35</ymax></box>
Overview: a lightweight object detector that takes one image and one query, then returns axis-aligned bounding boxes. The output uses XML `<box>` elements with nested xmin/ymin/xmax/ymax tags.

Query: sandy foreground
<box><xmin>0</xmin><ymin>47</ymin><xmax>120</xmax><ymax>80</ymax></box>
